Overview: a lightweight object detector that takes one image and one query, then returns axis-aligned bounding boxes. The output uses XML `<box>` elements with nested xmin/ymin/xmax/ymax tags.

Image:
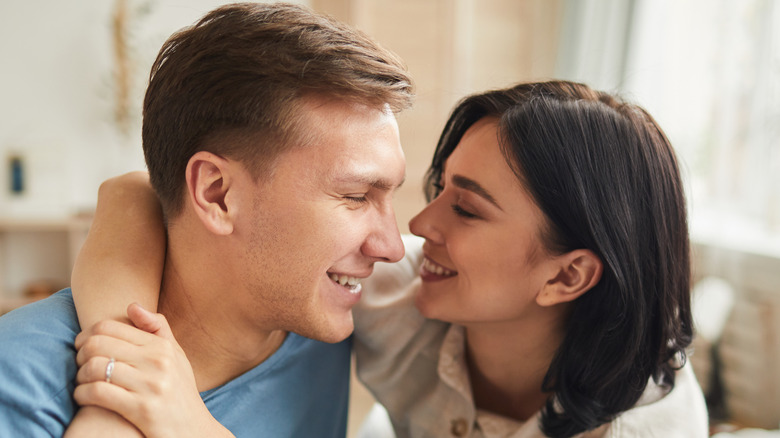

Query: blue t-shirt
<box><xmin>0</xmin><ymin>289</ymin><xmax>351</xmax><ymax>437</ymax></box>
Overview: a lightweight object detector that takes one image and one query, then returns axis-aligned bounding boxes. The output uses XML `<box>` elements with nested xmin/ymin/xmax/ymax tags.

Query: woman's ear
<box><xmin>185</xmin><ymin>151</ymin><xmax>235</xmax><ymax>235</ymax></box>
<box><xmin>537</xmin><ymin>249</ymin><xmax>603</xmax><ymax>307</ymax></box>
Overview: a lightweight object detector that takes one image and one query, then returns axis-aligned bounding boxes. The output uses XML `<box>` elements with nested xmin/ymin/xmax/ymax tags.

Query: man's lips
<box><xmin>327</xmin><ymin>272</ymin><xmax>364</xmax><ymax>293</ymax></box>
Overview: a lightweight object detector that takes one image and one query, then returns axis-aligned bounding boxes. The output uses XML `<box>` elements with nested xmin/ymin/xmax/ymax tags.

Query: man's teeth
<box><xmin>423</xmin><ymin>258</ymin><xmax>455</xmax><ymax>276</ymax></box>
<box><xmin>329</xmin><ymin>273</ymin><xmax>361</xmax><ymax>288</ymax></box>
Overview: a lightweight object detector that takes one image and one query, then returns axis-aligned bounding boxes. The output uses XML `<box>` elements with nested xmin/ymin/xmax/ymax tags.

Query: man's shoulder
<box><xmin>0</xmin><ymin>289</ymin><xmax>80</xmax><ymax>436</ymax></box>
<box><xmin>0</xmin><ymin>288</ymin><xmax>80</xmax><ymax>353</ymax></box>
<box><xmin>0</xmin><ymin>288</ymin><xmax>78</xmax><ymax>324</ymax></box>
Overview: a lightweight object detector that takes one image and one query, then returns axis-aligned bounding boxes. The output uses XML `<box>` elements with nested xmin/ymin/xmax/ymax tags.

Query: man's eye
<box><xmin>345</xmin><ymin>195</ymin><xmax>368</xmax><ymax>204</ymax></box>
<box><xmin>451</xmin><ymin>204</ymin><xmax>478</xmax><ymax>219</ymax></box>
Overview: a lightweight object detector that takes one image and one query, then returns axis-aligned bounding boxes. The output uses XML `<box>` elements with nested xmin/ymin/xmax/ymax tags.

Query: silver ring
<box><xmin>105</xmin><ymin>357</ymin><xmax>115</xmax><ymax>383</ymax></box>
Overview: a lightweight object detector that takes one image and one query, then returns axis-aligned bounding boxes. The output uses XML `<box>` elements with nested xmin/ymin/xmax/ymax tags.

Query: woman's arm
<box><xmin>67</xmin><ymin>171</ymin><xmax>166</xmax><ymax>435</ymax></box>
<box><xmin>71</xmin><ymin>171</ymin><xmax>165</xmax><ymax>328</ymax></box>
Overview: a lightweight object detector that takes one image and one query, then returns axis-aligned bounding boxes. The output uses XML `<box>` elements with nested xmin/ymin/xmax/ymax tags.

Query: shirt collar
<box><xmin>437</xmin><ymin>324</ymin><xmax>542</xmax><ymax>437</ymax></box>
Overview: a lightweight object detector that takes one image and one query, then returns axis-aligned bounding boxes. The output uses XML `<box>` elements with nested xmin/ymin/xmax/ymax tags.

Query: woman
<box><xmin>70</xmin><ymin>81</ymin><xmax>708</xmax><ymax>437</ymax></box>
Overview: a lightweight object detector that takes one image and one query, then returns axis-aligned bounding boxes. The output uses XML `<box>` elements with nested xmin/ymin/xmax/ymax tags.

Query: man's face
<box><xmin>231</xmin><ymin>97</ymin><xmax>406</xmax><ymax>343</ymax></box>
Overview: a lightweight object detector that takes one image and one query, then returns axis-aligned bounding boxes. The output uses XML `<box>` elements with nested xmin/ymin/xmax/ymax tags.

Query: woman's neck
<box><xmin>463</xmin><ymin>308</ymin><xmax>568</xmax><ymax>422</ymax></box>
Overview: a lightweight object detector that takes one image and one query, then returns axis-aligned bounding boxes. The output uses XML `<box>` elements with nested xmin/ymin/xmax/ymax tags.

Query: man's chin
<box><xmin>317</xmin><ymin>320</ymin><xmax>355</xmax><ymax>344</ymax></box>
<box><xmin>293</xmin><ymin>316</ymin><xmax>354</xmax><ymax>344</ymax></box>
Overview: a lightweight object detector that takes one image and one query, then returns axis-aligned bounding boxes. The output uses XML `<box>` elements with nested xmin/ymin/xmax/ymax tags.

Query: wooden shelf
<box><xmin>0</xmin><ymin>296</ymin><xmax>41</xmax><ymax>315</ymax></box>
<box><xmin>0</xmin><ymin>214</ymin><xmax>93</xmax><ymax>231</ymax></box>
<box><xmin>0</xmin><ymin>213</ymin><xmax>92</xmax><ymax>311</ymax></box>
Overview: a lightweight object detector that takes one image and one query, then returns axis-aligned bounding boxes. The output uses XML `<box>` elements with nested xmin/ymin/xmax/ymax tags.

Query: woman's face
<box><xmin>409</xmin><ymin>117</ymin><xmax>560</xmax><ymax>326</ymax></box>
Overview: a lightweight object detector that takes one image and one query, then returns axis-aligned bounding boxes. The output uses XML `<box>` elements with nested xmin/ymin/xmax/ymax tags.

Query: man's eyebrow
<box><xmin>335</xmin><ymin>173</ymin><xmax>406</xmax><ymax>191</ymax></box>
<box><xmin>451</xmin><ymin>174</ymin><xmax>502</xmax><ymax>210</ymax></box>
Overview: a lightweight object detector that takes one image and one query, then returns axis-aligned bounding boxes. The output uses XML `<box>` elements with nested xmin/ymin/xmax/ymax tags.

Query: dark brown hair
<box><xmin>142</xmin><ymin>2</ymin><xmax>413</xmax><ymax>217</ymax></box>
<box><xmin>426</xmin><ymin>81</ymin><xmax>692</xmax><ymax>437</ymax></box>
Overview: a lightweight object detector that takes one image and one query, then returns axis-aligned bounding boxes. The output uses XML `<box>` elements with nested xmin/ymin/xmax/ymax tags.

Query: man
<box><xmin>0</xmin><ymin>2</ymin><xmax>413</xmax><ymax>436</ymax></box>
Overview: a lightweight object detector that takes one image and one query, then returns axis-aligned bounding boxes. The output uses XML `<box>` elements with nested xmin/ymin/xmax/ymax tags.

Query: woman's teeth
<box><xmin>329</xmin><ymin>273</ymin><xmax>362</xmax><ymax>290</ymax></box>
<box><xmin>422</xmin><ymin>258</ymin><xmax>455</xmax><ymax>276</ymax></box>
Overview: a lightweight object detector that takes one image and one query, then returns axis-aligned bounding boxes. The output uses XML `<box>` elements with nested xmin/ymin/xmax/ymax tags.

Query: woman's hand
<box><xmin>73</xmin><ymin>304</ymin><xmax>234</xmax><ymax>438</ymax></box>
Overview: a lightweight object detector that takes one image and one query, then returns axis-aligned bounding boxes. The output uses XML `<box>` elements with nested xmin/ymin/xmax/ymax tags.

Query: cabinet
<box><xmin>0</xmin><ymin>214</ymin><xmax>92</xmax><ymax>314</ymax></box>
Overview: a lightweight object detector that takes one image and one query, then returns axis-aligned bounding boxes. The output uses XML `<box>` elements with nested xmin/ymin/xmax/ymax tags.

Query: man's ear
<box><xmin>536</xmin><ymin>249</ymin><xmax>603</xmax><ymax>307</ymax></box>
<box><xmin>185</xmin><ymin>151</ymin><xmax>236</xmax><ymax>235</ymax></box>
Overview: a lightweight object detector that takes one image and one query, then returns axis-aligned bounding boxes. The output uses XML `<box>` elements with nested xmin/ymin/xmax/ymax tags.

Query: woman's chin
<box><xmin>413</xmin><ymin>291</ymin><xmax>441</xmax><ymax>320</ymax></box>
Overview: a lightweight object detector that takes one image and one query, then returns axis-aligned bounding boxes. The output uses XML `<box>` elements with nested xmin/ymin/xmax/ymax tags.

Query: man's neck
<box><xmin>157</xmin><ymin>249</ymin><xmax>287</xmax><ymax>392</ymax></box>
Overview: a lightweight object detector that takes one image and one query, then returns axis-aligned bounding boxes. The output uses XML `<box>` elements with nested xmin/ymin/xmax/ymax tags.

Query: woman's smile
<box><xmin>419</xmin><ymin>256</ymin><xmax>457</xmax><ymax>281</ymax></box>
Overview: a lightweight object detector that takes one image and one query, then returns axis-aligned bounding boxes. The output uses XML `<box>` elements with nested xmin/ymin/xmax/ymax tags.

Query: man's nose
<box><xmin>363</xmin><ymin>209</ymin><xmax>405</xmax><ymax>263</ymax></box>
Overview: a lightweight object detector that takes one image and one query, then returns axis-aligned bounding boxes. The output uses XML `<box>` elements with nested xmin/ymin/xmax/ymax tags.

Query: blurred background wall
<box><xmin>1</xmin><ymin>0</ymin><xmax>779</xmax><ymax>434</ymax></box>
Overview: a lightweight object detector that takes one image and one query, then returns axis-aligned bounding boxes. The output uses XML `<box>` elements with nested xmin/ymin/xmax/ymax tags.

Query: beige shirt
<box><xmin>354</xmin><ymin>235</ymin><xmax>709</xmax><ymax>438</ymax></box>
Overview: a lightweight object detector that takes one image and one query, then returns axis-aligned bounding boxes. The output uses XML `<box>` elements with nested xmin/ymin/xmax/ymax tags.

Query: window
<box><xmin>558</xmin><ymin>0</ymin><xmax>780</xmax><ymax>254</ymax></box>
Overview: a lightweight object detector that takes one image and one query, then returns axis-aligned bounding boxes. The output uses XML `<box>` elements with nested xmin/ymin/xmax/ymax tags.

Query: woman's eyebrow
<box><xmin>451</xmin><ymin>174</ymin><xmax>502</xmax><ymax>210</ymax></box>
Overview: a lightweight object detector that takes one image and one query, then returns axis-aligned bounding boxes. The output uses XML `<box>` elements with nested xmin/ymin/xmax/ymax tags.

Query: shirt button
<box><xmin>451</xmin><ymin>418</ymin><xmax>469</xmax><ymax>436</ymax></box>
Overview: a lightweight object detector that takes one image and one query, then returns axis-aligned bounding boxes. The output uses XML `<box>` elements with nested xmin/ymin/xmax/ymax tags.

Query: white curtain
<box><xmin>554</xmin><ymin>0</ymin><xmax>637</xmax><ymax>92</ymax></box>
<box><xmin>557</xmin><ymin>0</ymin><xmax>780</xmax><ymax>252</ymax></box>
<box><xmin>623</xmin><ymin>0</ymin><xmax>780</xmax><ymax>251</ymax></box>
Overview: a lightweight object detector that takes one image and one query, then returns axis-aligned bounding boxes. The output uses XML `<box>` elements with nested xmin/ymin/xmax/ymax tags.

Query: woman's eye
<box><xmin>452</xmin><ymin>204</ymin><xmax>479</xmax><ymax>219</ymax></box>
<box><xmin>431</xmin><ymin>182</ymin><xmax>444</xmax><ymax>197</ymax></box>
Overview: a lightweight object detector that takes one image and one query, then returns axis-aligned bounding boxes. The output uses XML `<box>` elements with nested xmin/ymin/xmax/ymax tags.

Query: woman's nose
<box><xmin>409</xmin><ymin>199</ymin><xmax>444</xmax><ymax>244</ymax></box>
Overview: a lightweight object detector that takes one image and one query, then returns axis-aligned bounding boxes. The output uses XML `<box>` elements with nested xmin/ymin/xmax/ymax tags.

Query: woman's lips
<box><xmin>419</xmin><ymin>257</ymin><xmax>457</xmax><ymax>281</ymax></box>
